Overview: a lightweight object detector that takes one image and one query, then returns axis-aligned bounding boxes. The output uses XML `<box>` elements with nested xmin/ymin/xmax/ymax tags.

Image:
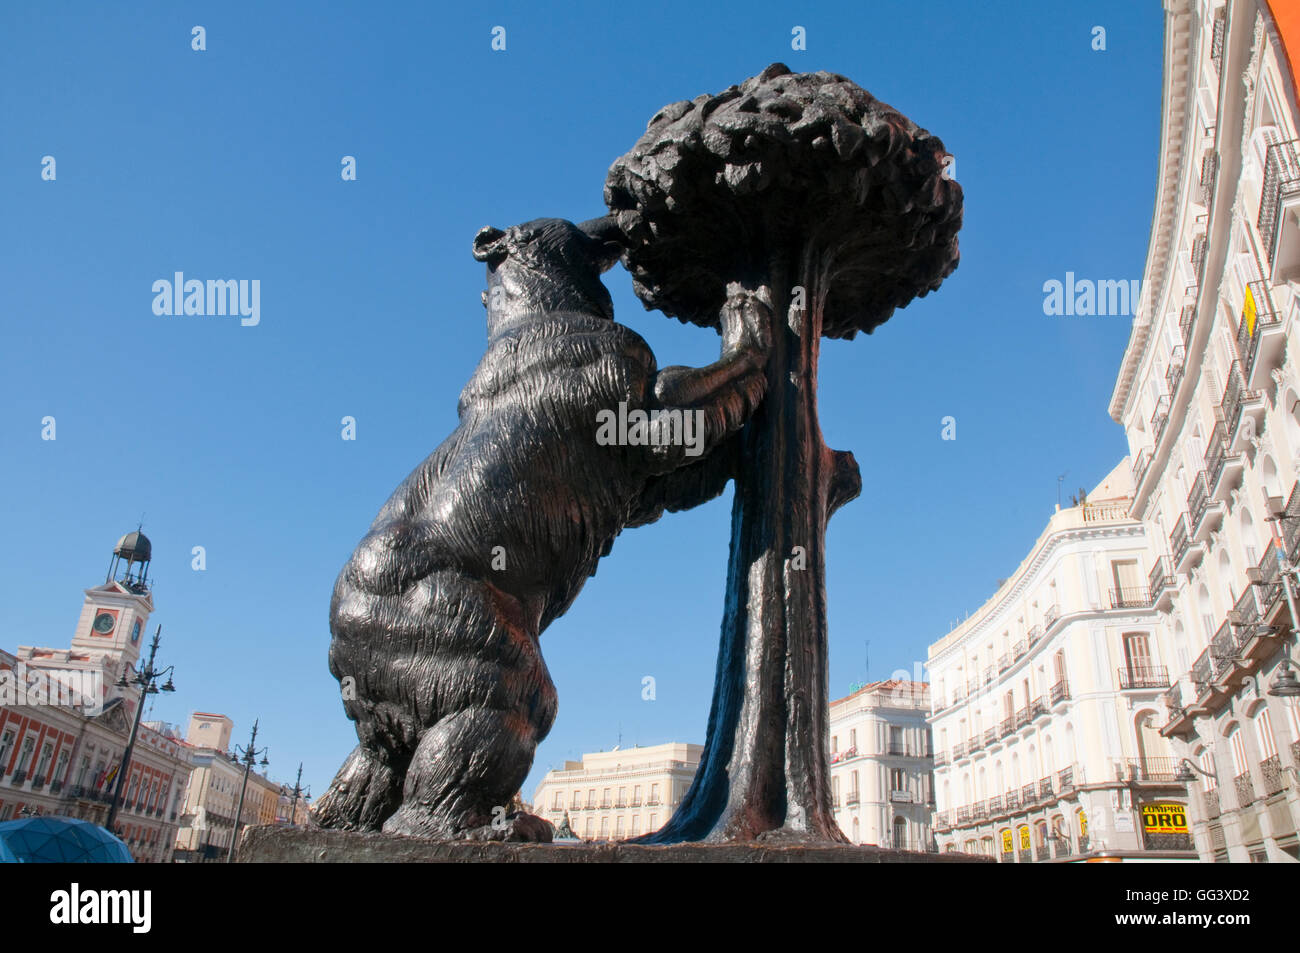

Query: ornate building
<box><xmin>928</xmin><ymin>463</ymin><xmax>1197</xmax><ymax>861</ymax></box>
<box><xmin>828</xmin><ymin>680</ymin><xmax>935</xmax><ymax>851</ymax></box>
<box><xmin>0</xmin><ymin>530</ymin><xmax>193</xmax><ymax>862</ymax></box>
<box><xmin>1110</xmin><ymin>0</ymin><xmax>1300</xmax><ymax>862</ymax></box>
<box><xmin>531</xmin><ymin>741</ymin><xmax>702</xmax><ymax>841</ymax></box>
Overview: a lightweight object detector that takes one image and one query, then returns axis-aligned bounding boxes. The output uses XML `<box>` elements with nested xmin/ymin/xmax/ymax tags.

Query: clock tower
<box><xmin>69</xmin><ymin>529</ymin><xmax>155</xmax><ymax>671</ymax></box>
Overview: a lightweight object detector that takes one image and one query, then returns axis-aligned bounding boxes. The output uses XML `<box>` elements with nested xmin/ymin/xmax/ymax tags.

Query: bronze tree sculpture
<box><xmin>605</xmin><ymin>63</ymin><xmax>963</xmax><ymax>842</ymax></box>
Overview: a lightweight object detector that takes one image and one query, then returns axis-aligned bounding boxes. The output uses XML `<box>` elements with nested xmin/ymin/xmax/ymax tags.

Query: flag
<box><xmin>1242</xmin><ymin>286</ymin><xmax>1258</xmax><ymax>337</ymax></box>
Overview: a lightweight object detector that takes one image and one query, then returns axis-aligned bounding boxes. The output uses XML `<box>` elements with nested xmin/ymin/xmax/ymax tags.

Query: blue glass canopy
<box><xmin>0</xmin><ymin>816</ymin><xmax>134</xmax><ymax>863</ymax></box>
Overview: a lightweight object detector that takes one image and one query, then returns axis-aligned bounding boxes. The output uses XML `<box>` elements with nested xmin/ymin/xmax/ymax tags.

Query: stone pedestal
<box><xmin>237</xmin><ymin>826</ymin><xmax>991</xmax><ymax>863</ymax></box>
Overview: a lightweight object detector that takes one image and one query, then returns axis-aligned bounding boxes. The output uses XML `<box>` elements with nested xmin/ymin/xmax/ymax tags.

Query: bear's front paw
<box><xmin>463</xmin><ymin>811</ymin><xmax>555</xmax><ymax>843</ymax></box>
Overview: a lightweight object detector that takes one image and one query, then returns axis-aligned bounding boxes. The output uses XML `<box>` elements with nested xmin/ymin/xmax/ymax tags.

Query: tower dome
<box><xmin>114</xmin><ymin>530</ymin><xmax>152</xmax><ymax>563</ymax></box>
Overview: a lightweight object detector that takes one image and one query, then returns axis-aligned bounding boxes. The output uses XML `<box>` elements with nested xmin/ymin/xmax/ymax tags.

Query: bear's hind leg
<box><xmin>382</xmin><ymin>706</ymin><xmax>551</xmax><ymax>841</ymax></box>
<box><xmin>312</xmin><ymin>743</ymin><xmax>405</xmax><ymax>831</ymax></box>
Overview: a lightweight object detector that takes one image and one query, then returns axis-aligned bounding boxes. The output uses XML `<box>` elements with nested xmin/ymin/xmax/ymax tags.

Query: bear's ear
<box><xmin>577</xmin><ymin>215</ymin><xmax>626</xmax><ymax>273</ymax></box>
<box><xmin>472</xmin><ymin>226</ymin><xmax>508</xmax><ymax>264</ymax></box>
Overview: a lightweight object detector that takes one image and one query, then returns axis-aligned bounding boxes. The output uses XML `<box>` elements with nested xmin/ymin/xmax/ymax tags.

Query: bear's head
<box><xmin>474</xmin><ymin>216</ymin><xmax>624</xmax><ymax>334</ymax></box>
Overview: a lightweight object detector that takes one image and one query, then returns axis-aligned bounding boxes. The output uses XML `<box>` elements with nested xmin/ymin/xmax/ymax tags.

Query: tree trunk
<box><xmin>643</xmin><ymin>253</ymin><xmax>861</xmax><ymax>843</ymax></box>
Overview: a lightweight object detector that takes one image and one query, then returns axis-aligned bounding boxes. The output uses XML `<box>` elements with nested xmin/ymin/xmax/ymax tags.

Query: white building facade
<box><xmin>929</xmin><ymin>463</ymin><xmax>1197</xmax><ymax>861</ymax></box>
<box><xmin>829</xmin><ymin>680</ymin><xmax>935</xmax><ymax>851</ymax></box>
<box><xmin>532</xmin><ymin>742</ymin><xmax>702</xmax><ymax>841</ymax></box>
<box><xmin>1110</xmin><ymin>0</ymin><xmax>1300</xmax><ymax>862</ymax></box>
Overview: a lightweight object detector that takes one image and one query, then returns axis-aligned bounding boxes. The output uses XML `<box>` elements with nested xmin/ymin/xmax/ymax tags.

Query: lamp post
<box><xmin>284</xmin><ymin>762</ymin><xmax>309</xmax><ymax>826</ymax></box>
<box><xmin>105</xmin><ymin>626</ymin><xmax>176</xmax><ymax>835</ymax></box>
<box><xmin>227</xmin><ymin>719</ymin><xmax>269</xmax><ymax>863</ymax></box>
<box><xmin>1261</xmin><ymin>496</ymin><xmax>1300</xmax><ymax>698</ymax></box>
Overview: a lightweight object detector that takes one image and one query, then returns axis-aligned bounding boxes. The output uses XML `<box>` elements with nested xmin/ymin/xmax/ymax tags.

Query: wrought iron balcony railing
<box><xmin>1149</xmin><ymin>556</ymin><xmax>1175</xmax><ymax>600</ymax></box>
<box><xmin>1234</xmin><ymin>771</ymin><xmax>1256</xmax><ymax>807</ymax></box>
<box><xmin>1258</xmin><ymin>137</ymin><xmax>1300</xmax><ymax>268</ymax></box>
<box><xmin>1015</xmin><ymin>707</ymin><xmax>1030</xmax><ymax>729</ymax></box>
<box><xmin>1171</xmin><ymin>513</ymin><xmax>1195</xmax><ymax>570</ymax></box>
<box><xmin>998</xmin><ymin>653</ymin><xmax>1010</xmax><ymax>673</ymax></box>
<box><xmin>1050</xmin><ymin>679</ymin><xmax>1070</xmax><ymax>704</ymax></box>
<box><xmin>1150</xmin><ymin>394</ymin><xmax>1172</xmax><ymax>444</ymax></box>
<box><xmin>1109</xmin><ymin>587</ymin><xmax>1153</xmax><ymax>609</ymax></box>
<box><xmin>1021</xmin><ymin>783</ymin><xmax>1036</xmax><ymax>805</ymax></box>
<box><xmin>1119</xmin><ymin>757</ymin><xmax>1180</xmax><ymax>783</ymax></box>
<box><xmin>1198</xmin><ymin>151</ymin><xmax>1219</xmax><ymax>207</ymax></box>
<box><xmin>1057</xmin><ymin>766</ymin><xmax>1074</xmax><ymax>790</ymax></box>
<box><xmin>1118</xmin><ymin>665</ymin><xmax>1170</xmax><ymax>690</ymax></box>
<box><xmin>1013</xmin><ymin>639</ymin><xmax>1027</xmax><ymax>660</ymax></box>
<box><xmin>1038</xmin><ymin>777</ymin><xmax>1053</xmax><ymax>800</ymax></box>
<box><xmin>1236</xmin><ymin>281</ymin><xmax>1281</xmax><ymax>382</ymax></box>
<box><xmin>1191</xmin><ymin>233</ymin><xmax>1208</xmax><ymax>282</ymax></box>
<box><xmin>1191</xmin><ymin>647</ymin><xmax>1213</xmax><ymax>695</ymax></box>
<box><xmin>1203</xmin><ymin>787</ymin><xmax>1221</xmax><ymax>818</ymax></box>
<box><xmin>1005</xmin><ymin>790</ymin><xmax>1021</xmax><ymax>811</ymax></box>
<box><xmin>1165</xmin><ymin>345</ymin><xmax>1186</xmax><ymax>397</ymax></box>
<box><xmin>1261</xmin><ymin>755</ymin><xmax>1285</xmax><ymax>797</ymax></box>
<box><xmin>1210</xmin><ymin>620</ymin><xmax>1238</xmax><ymax>679</ymax></box>
<box><xmin>1210</xmin><ymin>10</ymin><xmax>1225</xmax><ymax>75</ymax></box>
<box><xmin>1000</xmin><ymin>716</ymin><xmax>1015</xmax><ymax>738</ymax></box>
<box><xmin>1179</xmin><ymin>303</ymin><xmax>1196</xmax><ymax>346</ymax></box>
<box><xmin>1220</xmin><ymin>360</ymin><xmax>1261</xmax><ymax>442</ymax></box>
<box><xmin>1043</xmin><ymin>605</ymin><xmax>1061</xmax><ymax>629</ymax></box>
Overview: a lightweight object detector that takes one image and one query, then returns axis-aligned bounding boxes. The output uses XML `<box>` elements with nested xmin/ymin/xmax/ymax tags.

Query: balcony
<box><xmin>1049</xmin><ymin>679</ymin><xmax>1070</xmax><ymax>705</ymax></box>
<box><xmin>1198</xmin><ymin>152</ymin><xmax>1219</xmax><ymax>208</ymax></box>
<box><xmin>1015</xmin><ymin>707</ymin><xmax>1030</xmax><ymax>729</ymax></box>
<box><xmin>1005</xmin><ymin>790</ymin><xmax>1021</xmax><ymax>811</ymax></box>
<box><xmin>1027</xmin><ymin>624</ymin><xmax>1043</xmax><ymax>645</ymax></box>
<box><xmin>888</xmin><ymin>742</ymin><xmax>906</xmax><ymax>756</ymax></box>
<box><xmin>1171</xmin><ymin>513</ymin><xmax>1203</xmax><ymax>573</ymax></box>
<box><xmin>1109</xmin><ymin>587</ymin><xmax>1153</xmax><ymax>609</ymax></box>
<box><xmin>1150</xmin><ymin>394</ymin><xmax>1171</xmax><ymax>445</ymax></box>
<box><xmin>1236</xmin><ymin>281</ymin><xmax>1286</xmax><ymax>389</ymax></box>
<box><xmin>1119</xmin><ymin>757</ymin><xmax>1180</xmax><ymax>783</ymax></box>
<box><xmin>998</xmin><ymin>653</ymin><xmax>1011</xmax><ymax>674</ymax></box>
<box><xmin>1203</xmin><ymin>787</ymin><xmax>1221</xmax><ymax>818</ymax></box>
<box><xmin>1234</xmin><ymin>771</ymin><xmax>1256</xmax><ymax>807</ymax></box>
<box><xmin>1035</xmin><ymin>844</ymin><xmax>1052</xmax><ymax>862</ymax></box>
<box><xmin>629</xmin><ymin>798</ymin><xmax>642</xmax><ymax>807</ymax></box>
<box><xmin>956</xmin><ymin>807</ymin><xmax>971</xmax><ymax>825</ymax></box>
<box><xmin>1210</xmin><ymin>10</ymin><xmax>1225</xmax><ymax>75</ymax></box>
<box><xmin>1191</xmin><ymin>233</ymin><xmax>1208</xmax><ymax>282</ymax></box>
<box><xmin>1057</xmin><ymin>766</ymin><xmax>1074</xmax><ymax>791</ymax></box>
<box><xmin>953</xmin><ymin>740</ymin><xmax>969</xmax><ymax>761</ymax></box>
<box><xmin>988</xmin><ymin>794</ymin><xmax>1003</xmax><ymax>815</ymax></box>
<box><xmin>1038</xmin><ymin>777</ymin><xmax>1054</xmax><ymax>800</ymax></box>
<box><xmin>1292</xmin><ymin>740</ymin><xmax>1300</xmax><ymax>770</ymax></box>
<box><xmin>983</xmin><ymin>666</ymin><xmax>994</xmax><ymax>686</ymax></box>
<box><xmin>1031</xmin><ymin>696</ymin><xmax>1047</xmax><ymax>720</ymax></box>
<box><xmin>1165</xmin><ymin>345</ymin><xmax>1186</xmax><ymax>397</ymax></box>
<box><xmin>1013</xmin><ymin>639</ymin><xmax>1027</xmax><ymax>661</ymax></box>
<box><xmin>845</xmin><ymin>792</ymin><xmax>860</xmax><ymax>806</ymax></box>
<box><xmin>1190</xmin><ymin>648</ymin><xmax>1214</xmax><ymax>699</ymax></box>
<box><xmin>1187</xmin><ymin>471</ymin><xmax>1223</xmax><ymax>541</ymax></box>
<box><xmin>1260</xmin><ymin>755</ymin><xmax>1285</xmax><ymax>797</ymax></box>
<box><xmin>1206</xmin><ymin>424</ymin><xmax>1242</xmax><ymax>505</ymax></box>
<box><xmin>1209</xmin><ymin>620</ymin><xmax>1239</xmax><ymax>681</ymax></box>
<box><xmin>972</xmin><ymin>800</ymin><xmax>987</xmax><ymax>821</ymax></box>
<box><xmin>934</xmin><ymin>810</ymin><xmax>952</xmax><ymax>831</ymax></box>
<box><xmin>1149</xmin><ymin>557</ymin><xmax>1176</xmax><ymax>610</ymax></box>
<box><xmin>10</xmin><ymin>770</ymin><xmax>26</xmax><ymax>786</ymax></box>
<box><xmin>1000</xmin><ymin>716</ymin><xmax>1015</xmax><ymax>738</ymax></box>
<box><xmin>1117</xmin><ymin>665</ymin><xmax>1170</xmax><ymax>690</ymax></box>
<box><xmin>1131</xmin><ymin>448</ymin><xmax>1152</xmax><ymax>490</ymax></box>
<box><xmin>934</xmin><ymin>751</ymin><xmax>949</xmax><ymax>768</ymax></box>
<box><xmin>1258</xmin><ymin>137</ymin><xmax>1300</xmax><ymax>273</ymax></box>
<box><xmin>1179</xmin><ymin>303</ymin><xmax>1196</xmax><ymax>346</ymax></box>
<box><xmin>31</xmin><ymin>776</ymin><xmax>45</xmax><ymax>790</ymax></box>
<box><xmin>1021</xmin><ymin>783</ymin><xmax>1037</xmax><ymax>806</ymax></box>
<box><xmin>1221</xmin><ymin>360</ymin><xmax>1265</xmax><ymax>452</ymax></box>
<box><xmin>1043</xmin><ymin>605</ymin><xmax>1061</xmax><ymax>630</ymax></box>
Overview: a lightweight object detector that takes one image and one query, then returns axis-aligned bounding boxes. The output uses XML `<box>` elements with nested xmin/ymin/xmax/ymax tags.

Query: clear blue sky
<box><xmin>0</xmin><ymin>1</ymin><xmax>1162</xmax><ymax>807</ymax></box>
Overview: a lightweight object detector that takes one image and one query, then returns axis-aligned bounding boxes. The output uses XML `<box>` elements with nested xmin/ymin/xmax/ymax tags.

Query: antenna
<box><xmin>865</xmin><ymin>640</ymin><xmax>870</xmax><ymax>681</ymax></box>
<box><xmin>1056</xmin><ymin>472</ymin><xmax>1067</xmax><ymax>509</ymax></box>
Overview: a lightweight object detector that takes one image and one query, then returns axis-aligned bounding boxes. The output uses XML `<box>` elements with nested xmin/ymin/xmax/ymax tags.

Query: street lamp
<box><xmin>284</xmin><ymin>762</ymin><xmax>309</xmax><ymax>826</ymax></box>
<box><xmin>1261</xmin><ymin>496</ymin><xmax>1300</xmax><ymax>697</ymax></box>
<box><xmin>1173</xmin><ymin>758</ymin><xmax>1214</xmax><ymax>784</ymax></box>
<box><xmin>226</xmin><ymin>719</ymin><xmax>269</xmax><ymax>863</ymax></box>
<box><xmin>106</xmin><ymin>626</ymin><xmax>177</xmax><ymax>833</ymax></box>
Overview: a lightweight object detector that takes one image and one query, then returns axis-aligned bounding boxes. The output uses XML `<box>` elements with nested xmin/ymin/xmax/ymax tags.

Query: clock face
<box><xmin>131</xmin><ymin>620</ymin><xmax>142</xmax><ymax>643</ymax></box>
<box><xmin>92</xmin><ymin>611</ymin><xmax>116</xmax><ymax>635</ymax></box>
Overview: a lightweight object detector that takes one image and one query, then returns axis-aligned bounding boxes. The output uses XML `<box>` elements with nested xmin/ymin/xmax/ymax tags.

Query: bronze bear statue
<box><xmin>314</xmin><ymin>216</ymin><xmax>771</xmax><ymax>839</ymax></box>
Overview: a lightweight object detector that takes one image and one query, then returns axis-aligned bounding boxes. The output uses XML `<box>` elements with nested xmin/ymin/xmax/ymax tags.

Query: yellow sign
<box><xmin>1018</xmin><ymin>825</ymin><xmax>1031</xmax><ymax>850</ymax></box>
<box><xmin>1141</xmin><ymin>802</ymin><xmax>1188</xmax><ymax>834</ymax></box>
<box><xmin>1079</xmin><ymin>811</ymin><xmax>1088</xmax><ymax>837</ymax></box>
<box><xmin>1242</xmin><ymin>286</ymin><xmax>1258</xmax><ymax>337</ymax></box>
<box><xmin>1000</xmin><ymin>829</ymin><xmax>1013</xmax><ymax>853</ymax></box>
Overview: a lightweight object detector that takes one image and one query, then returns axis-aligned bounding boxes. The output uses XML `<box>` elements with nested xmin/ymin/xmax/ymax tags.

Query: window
<box><xmin>617</xmin><ymin>786</ymin><xmax>626</xmax><ymax>806</ymax></box>
<box><xmin>599</xmin><ymin>816</ymin><xmax>609</xmax><ymax>836</ymax></box>
<box><xmin>631</xmin><ymin>816</ymin><xmax>640</xmax><ymax>835</ymax></box>
<box><xmin>1053</xmin><ymin>651</ymin><xmax>1067</xmax><ymax>685</ymax></box>
<box><xmin>889</xmin><ymin>725</ymin><xmax>904</xmax><ymax>755</ymax></box>
<box><xmin>849</xmin><ymin>729</ymin><xmax>857</xmax><ymax>750</ymax></box>
<box><xmin>649</xmin><ymin>783</ymin><xmax>660</xmax><ymax>804</ymax></box>
<box><xmin>615</xmin><ymin>816</ymin><xmax>624</xmax><ymax>837</ymax></box>
<box><xmin>1254</xmin><ymin>708</ymin><xmax>1278</xmax><ymax>760</ymax></box>
<box><xmin>587</xmin><ymin>788</ymin><xmax>595</xmax><ymax>808</ymax></box>
<box><xmin>571</xmin><ymin>789</ymin><xmax>579</xmax><ymax>808</ymax></box>
<box><xmin>16</xmin><ymin>737</ymin><xmax>35</xmax><ymax>773</ymax></box>
<box><xmin>34</xmin><ymin>742</ymin><xmax>53</xmax><ymax>780</ymax></box>
<box><xmin>1123</xmin><ymin>633</ymin><xmax>1153</xmax><ymax>677</ymax></box>
<box><xmin>1228</xmin><ymin>729</ymin><xmax>1248</xmax><ymax>776</ymax></box>
<box><xmin>0</xmin><ymin>729</ymin><xmax>15</xmax><ymax>769</ymax></box>
<box><xmin>553</xmin><ymin>791</ymin><xmax>564</xmax><ymax>810</ymax></box>
<box><xmin>1</xmin><ymin>804</ymin><xmax>13</xmax><ymax>821</ymax></box>
<box><xmin>890</xmin><ymin>768</ymin><xmax>906</xmax><ymax>793</ymax></box>
<box><xmin>75</xmin><ymin>756</ymin><xmax>89</xmax><ymax>787</ymax></box>
<box><xmin>832</xmin><ymin>735</ymin><xmax>838</xmax><ymax>752</ymax></box>
<box><xmin>893</xmin><ymin>816</ymin><xmax>907</xmax><ymax>849</ymax></box>
<box><xmin>649</xmin><ymin>814</ymin><xmax>658</xmax><ymax>831</ymax></box>
<box><xmin>55</xmin><ymin>751</ymin><xmax>70</xmax><ymax>785</ymax></box>
<box><xmin>1111</xmin><ymin>559</ymin><xmax>1141</xmax><ymax>599</ymax></box>
<box><xmin>584</xmin><ymin>818</ymin><xmax>593</xmax><ymax>837</ymax></box>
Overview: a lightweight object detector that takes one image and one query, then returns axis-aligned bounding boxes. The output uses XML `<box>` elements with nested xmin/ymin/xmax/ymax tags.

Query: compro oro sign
<box><xmin>1140</xmin><ymin>801</ymin><xmax>1189</xmax><ymax>835</ymax></box>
